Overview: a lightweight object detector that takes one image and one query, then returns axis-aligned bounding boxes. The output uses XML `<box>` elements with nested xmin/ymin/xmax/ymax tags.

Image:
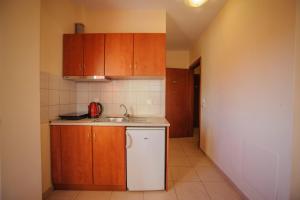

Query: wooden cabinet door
<box><xmin>93</xmin><ymin>126</ymin><xmax>126</xmax><ymax>186</ymax></box>
<box><xmin>63</xmin><ymin>34</ymin><xmax>83</xmax><ymax>76</ymax></box>
<box><xmin>83</xmin><ymin>34</ymin><xmax>105</xmax><ymax>76</ymax></box>
<box><xmin>133</xmin><ymin>33</ymin><xmax>166</xmax><ymax>76</ymax></box>
<box><xmin>50</xmin><ymin>126</ymin><xmax>62</xmax><ymax>184</ymax></box>
<box><xmin>60</xmin><ymin>126</ymin><xmax>93</xmax><ymax>185</ymax></box>
<box><xmin>105</xmin><ymin>33</ymin><xmax>134</xmax><ymax>76</ymax></box>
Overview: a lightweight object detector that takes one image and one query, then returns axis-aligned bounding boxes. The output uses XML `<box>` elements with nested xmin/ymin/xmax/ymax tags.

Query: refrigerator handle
<box><xmin>126</xmin><ymin>132</ymin><xmax>133</xmax><ymax>149</ymax></box>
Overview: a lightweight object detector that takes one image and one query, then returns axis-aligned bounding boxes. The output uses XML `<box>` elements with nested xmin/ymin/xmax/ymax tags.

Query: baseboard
<box><xmin>202</xmin><ymin>150</ymin><xmax>249</xmax><ymax>200</ymax></box>
<box><xmin>42</xmin><ymin>186</ymin><xmax>53</xmax><ymax>200</ymax></box>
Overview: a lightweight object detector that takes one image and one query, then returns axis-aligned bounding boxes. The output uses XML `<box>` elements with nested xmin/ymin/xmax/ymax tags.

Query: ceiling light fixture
<box><xmin>185</xmin><ymin>0</ymin><xmax>208</xmax><ymax>7</ymax></box>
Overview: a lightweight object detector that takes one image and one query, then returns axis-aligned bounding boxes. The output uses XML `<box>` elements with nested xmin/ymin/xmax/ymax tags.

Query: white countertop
<box><xmin>50</xmin><ymin>117</ymin><xmax>170</xmax><ymax>127</ymax></box>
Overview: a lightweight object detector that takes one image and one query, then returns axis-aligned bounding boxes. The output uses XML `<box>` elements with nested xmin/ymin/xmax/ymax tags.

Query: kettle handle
<box><xmin>97</xmin><ymin>103</ymin><xmax>103</xmax><ymax>115</ymax></box>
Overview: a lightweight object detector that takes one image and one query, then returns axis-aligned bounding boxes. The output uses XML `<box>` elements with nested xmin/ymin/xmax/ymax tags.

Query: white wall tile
<box><xmin>77</xmin><ymin>104</ymin><xmax>88</xmax><ymax>113</ymax></box>
<box><xmin>100</xmin><ymin>91</ymin><xmax>113</xmax><ymax>103</ymax></box>
<box><xmin>88</xmin><ymin>82</ymin><xmax>101</xmax><ymax>91</ymax></box>
<box><xmin>59</xmin><ymin>90</ymin><xmax>70</xmax><ymax>105</ymax></box>
<box><xmin>40</xmin><ymin>89</ymin><xmax>49</xmax><ymax>106</ymax></box>
<box><xmin>129</xmin><ymin>80</ymin><xmax>148</xmax><ymax>91</ymax></box>
<box><xmin>112</xmin><ymin>80</ymin><xmax>130</xmax><ymax>91</ymax></box>
<box><xmin>100</xmin><ymin>82</ymin><xmax>113</xmax><ymax>91</ymax></box>
<box><xmin>40</xmin><ymin>106</ymin><xmax>49</xmax><ymax>123</ymax></box>
<box><xmin>88</xmin><ymin>91</ymin><xmax>101</xmax><ymax>103</ymax></box>
<box><xmin>136</xmin><ymin>92</ymin><xmax>161</xmax><ymax>105</ymax></box>
<box><xmin>101</xmin><ymin>103</ymin><xmax>114</xmax><ymax>115</ymax></box>
<box><xmin>48</xmin><ymin>105</ymin><xmax>59</xmax><ymax>120</ymax></box>
<box><xmin>74</xmin><ymin>79</ymin><xmax>165</xmax><ymax>117</ymax></box>
<box><xmin>59</xmin><ymin>104</ymin><xmax>73</xmax><ymax>115</ymax></box>
<box><xmin>60</xmin><ymin>80</ymin><xmax>70</xmax><ymax>90</ymax></box>
<box><xmin>77</xmin><ymin>91</ymin><xmax>89</xmax><ymax>104</ymax></box>
<box><xmin>48</xmin><ymin>90</ymin><xmax>60</xmax><ymax>106</ymax></box>
<box><xmin>113</xmin><ymin>92</ymin><xmax>130</xmax><ymax>104</ymax></box>
<box><xmin>70</xmin><ymin>91</ymin><xmax>76</xmax><ymax>104</ymax></box>
<box><xmin>76</xmin><ymin>82</ymin><xmax>89</xmax><ymax>91</ymax></box>
<box><xmin>48</xmin><ymin>75</ymin><xmax>60</xmax><ymax>90</ymax></box>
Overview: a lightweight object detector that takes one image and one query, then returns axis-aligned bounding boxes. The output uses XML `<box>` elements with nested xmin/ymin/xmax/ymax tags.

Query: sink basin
<box><xmin>94</xmin><ymin>116</ymin><xmax>128</xmax><ymax>123</ymax></box>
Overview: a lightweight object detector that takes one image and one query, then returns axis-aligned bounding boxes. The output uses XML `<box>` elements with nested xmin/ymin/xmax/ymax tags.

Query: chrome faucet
<box><xmin>120</xmin><ymin>104</ymin><xmax>129</xmax><ymax>118</ymax></box>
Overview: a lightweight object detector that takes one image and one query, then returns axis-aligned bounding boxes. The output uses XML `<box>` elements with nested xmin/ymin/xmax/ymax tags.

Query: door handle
<box><xmin>126</xmin><ymin>133</ymin><xmax>132</xmax><ymax>149</ymax></box>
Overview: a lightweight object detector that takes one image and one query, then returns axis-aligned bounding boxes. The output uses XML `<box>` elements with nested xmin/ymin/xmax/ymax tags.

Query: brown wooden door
<box><xmin>105</xmin><ymin>33</ymin><xmax>133</xmax><ymax>76</ymax></box>
<box><xmin>60</xmin><ymin>126</ymin><xmax>93</xmax><ymax>185</ymax></box>
<box><xmin>63</xmin><ymin>34</ymin><xmax>83</xmax><ymax>76</ymax></box>
<box><xmin>133</xmin><ymin>33</ymin><xmax>166</xmax><ymax>76</ymax></box>
<box><xmin>166</xmin><ymin>69</ymin><xmax>193</xmax><ymax>138</ymax></box>
<box><xmin>83</xmin><ymin>34</ymin><xmax>105</xmax><ymax>76</ymax></box>
<box><xmin>93</xmin><ymin>126</ymin><xmax>126</xmax><ymax>187</ymax></box>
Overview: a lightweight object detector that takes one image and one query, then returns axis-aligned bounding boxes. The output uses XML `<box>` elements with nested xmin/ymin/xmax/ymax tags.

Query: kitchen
<box><xmin>1</xmin><ymin>0</ymin><xmax>299</xmax><ymax>200</ymax></box>
<box><xmin>44</xmin><ymin>26</ymin><xmax>171</xmax><ymax>193</ymax></box>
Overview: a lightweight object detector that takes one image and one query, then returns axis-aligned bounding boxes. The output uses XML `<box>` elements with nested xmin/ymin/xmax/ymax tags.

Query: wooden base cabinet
<box><xmin>93</xmin><ymin>127</ymin><xmax>126</xmax><ymax>187</ymax></box>
<box><xmin>50</xmin><ymin>125</ymin><xmax>126</xmax><ymax>190</ymax></box>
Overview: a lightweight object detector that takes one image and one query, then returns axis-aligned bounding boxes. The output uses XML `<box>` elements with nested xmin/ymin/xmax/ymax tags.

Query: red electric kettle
<box><xmin>88</xmin><ymin>102</ymin><xmax>103</xmax><ymax>118</ymax></box>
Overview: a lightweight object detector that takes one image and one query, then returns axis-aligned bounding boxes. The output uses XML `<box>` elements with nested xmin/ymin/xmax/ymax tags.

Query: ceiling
<box><xmin>74</xmin><ymin>0</ymin><xmax>227</xmax><ymax>50</ymax></box>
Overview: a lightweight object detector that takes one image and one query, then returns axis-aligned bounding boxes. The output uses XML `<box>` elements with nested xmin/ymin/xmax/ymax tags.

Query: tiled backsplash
<box><xmin>76</xmin><ymin>80</ymin><xmax>165</xmax><ymax>117</ymax></box>
<box><xmin>40</xmin><ymin>72</ymin><xmax>77</xmax><ymax>123</ymax></box>
<box><xmin>40</xmin><ymin>72</ymin><xmax>166</xmax><ymax>123</ymax></box>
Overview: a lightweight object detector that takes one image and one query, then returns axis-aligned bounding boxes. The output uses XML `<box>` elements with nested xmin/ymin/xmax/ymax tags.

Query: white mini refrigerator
<box><xmin>126</xmin><ymin>127</ymin><xmax>165</xmax><ymax>191</ymax></box>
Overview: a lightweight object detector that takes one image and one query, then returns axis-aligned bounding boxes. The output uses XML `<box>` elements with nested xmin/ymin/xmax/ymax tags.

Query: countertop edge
<box><xmin>50</xmin><ymin>117</ymin><xmax>170</xmax><ymax>127</ymax></box>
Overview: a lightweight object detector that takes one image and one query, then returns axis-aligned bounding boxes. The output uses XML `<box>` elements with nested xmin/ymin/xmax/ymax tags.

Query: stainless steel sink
<box><xmin>94</xmin><ymin>116</ymin><xmax>128</xmax><ymax>123</ymax></box>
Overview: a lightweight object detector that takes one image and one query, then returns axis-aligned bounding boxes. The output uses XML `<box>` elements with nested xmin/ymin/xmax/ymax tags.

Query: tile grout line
<box><xmin>73</xmin><ymin>191</ymin><xmax>80</xmax><ymax>200</ymax></box>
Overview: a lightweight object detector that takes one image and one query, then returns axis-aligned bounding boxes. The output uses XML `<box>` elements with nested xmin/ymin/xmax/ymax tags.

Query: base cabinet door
<box><xmin>93</xmin><ymin>126</ymin><xmax>126</xmax><ymax>187</ymax></box>
<box><xmin>60</xmin><ymin>126</ymin><xmax>93</xmax><ymax>185</ymax></box>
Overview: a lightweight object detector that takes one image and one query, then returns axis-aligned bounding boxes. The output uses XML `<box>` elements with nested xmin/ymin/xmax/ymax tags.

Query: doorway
<box><xmin>193</xmin><ymin>74</ymin><xmax>200</xmax><ymax>128</ymax></box>
<box><xmin>166</xmin><ymin>68</ymin><xmax>193</xmax><ymax>138</ymax></box>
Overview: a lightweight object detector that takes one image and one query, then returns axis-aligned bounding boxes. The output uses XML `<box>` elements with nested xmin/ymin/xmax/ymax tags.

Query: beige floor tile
<box><xmin>195</xmin><ymin>166</ymin><xmax>226</xmax><ymax>182</ymax></box>
<box><xmin>171</xmin><ymin>166</ymin><xmax>200</xmax><ymax>182</ymax></box>
<box><xmin>75</xmin><ymin>191</ymin><xmax>111</xmax><ymax>200</ymax></box>
<box><xmin>181</xmin><ymin>144</ymin><xmax>205</xmax><ymax>157</ymax></box>
<box><xmin>110</xmin><ymin>191</ymin><xmax>143</xmax><ymax>200</ymax></box>
<box><xmin>188</xmin><ymin>156</ymin><xmax>213</xmax><ymax>167</ymax></box>
<box><xmin>169</xmin><ymin>141</ymin><xmax>183</xmax><ymax>151</ymax></box>
<box><xmin>144</xmin><ymin>182</ymin><xmax>178</xmax><ymax>200</ymax></box>
<box><xmin>170</xmin><ymin>149</ymin><xmax>186</xmax><ymax>157</ymax></box>
<box><xmin>204</xmin><ymin>182</ymin><xmax>242</xmax><ymax>200</ymax></box>
<box><xmin>170</xmin><ymin>156</ymin><xmax>191</xmax><ymax>167</ymax></box>
<box><xmin>174</xmin><ymin>181</ymin><xmax>210</xmax><ymax>200</ymax></box>
<box><xmin>47</xmin><ymin>190</ymin><xmax>79</xmax><ymax>200</ymax></box>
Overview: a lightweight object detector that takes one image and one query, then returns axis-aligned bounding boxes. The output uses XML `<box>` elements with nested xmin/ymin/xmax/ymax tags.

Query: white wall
<box><xmin>0</xmin><ymin>0</ymin><xmax>42</xmax><ymax>199</ymax></box>
<box><xmin>166</xmin><ymin>50</ymin><xmax>190</xmax><ymax>69</ymax></box>
<box><xmin>191</xmin><ymin>0</ymin><xmax>296</xmax><ymax>199</ymax></box>
<box><xmin>291</xmin><ymin>1</ymin><xmax>300</xmax><ymax>199</ymax></box>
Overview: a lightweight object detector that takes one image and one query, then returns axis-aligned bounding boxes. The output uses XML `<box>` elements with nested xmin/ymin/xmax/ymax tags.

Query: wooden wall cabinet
<box><xmin>50</xmin><ymin>125</ymin><xmax>126</xmax><ymax>190</ymax></box>
<box><xmin>63</xmin><ymin>33</ymin><xmax>166</xmax><ymax>78</ymax></box>
<box><xmin>63</xmin><ymin>34</ymin><xmax>105</xmax><ymax>77</ymax></box>
<box><xmin>105</xmin><ymin>33</ymin><xmax>134</xmax><ymax>76</ymax></box>
<box><xmin>133</xmin><ymin>33</ymin><xmax>166</xmax><ymax>76</ymax></box>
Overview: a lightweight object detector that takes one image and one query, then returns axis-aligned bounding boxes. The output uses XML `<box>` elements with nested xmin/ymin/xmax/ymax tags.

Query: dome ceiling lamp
<box><xmin>185</xmin><ymin>0</ymin><xmax>208</xmax><ymax>7</ymax></box>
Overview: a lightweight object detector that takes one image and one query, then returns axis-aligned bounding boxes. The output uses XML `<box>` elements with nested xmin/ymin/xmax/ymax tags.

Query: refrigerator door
<box><xmin>126</xmin><ymin>127</ymin><xmax>165</xmax><ymax>191</ymax></box>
